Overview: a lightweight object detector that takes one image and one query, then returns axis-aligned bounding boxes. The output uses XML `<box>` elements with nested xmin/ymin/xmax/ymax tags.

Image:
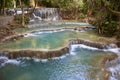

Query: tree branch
<box><xmin>106</xmin><ymin>6</ymin><xmax>120</xmax><ymax>16</ymax></box>
<box><xmin>102</xmin><ymin>0</ymin><xmax>120</xmax><ymax>16</ymax></box>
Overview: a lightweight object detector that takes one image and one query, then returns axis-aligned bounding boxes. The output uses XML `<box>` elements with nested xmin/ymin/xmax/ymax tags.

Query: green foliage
<box><xmin>83</xmin><ymin>0</ymin><xmax>120</xmax><ymax>37</ymax></box>
<box><xmin>100</xmin><ymin>19</ymin><xmax>117</xmax><ymax>36</ymax></box>
<box><xmin>16</xmin><ymin>0</ymin><xmax>30</xmax><ymax>7</ymax></box>
<box><xmin>14</xmin><ymin>14</ymin><xmax>29</xmax><ymax>26</ymax></box>
<box><xmin>0</xmin><ymin>0</ymin><xmax>14</xmax><ymax>14</ymax></box>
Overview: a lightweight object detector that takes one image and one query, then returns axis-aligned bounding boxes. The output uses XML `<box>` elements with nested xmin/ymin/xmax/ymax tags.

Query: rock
<box><xmin>0</xmin><ymin>57</ymin><xmax>8</xmax><ymax>64</ymax></box>
<box><xmin>116</xmin><ymin>41</ymin><xmax>120</xmax><ymax>47</ymax></box>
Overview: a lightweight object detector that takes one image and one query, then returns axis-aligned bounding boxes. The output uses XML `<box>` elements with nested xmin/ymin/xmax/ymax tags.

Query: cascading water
<box><xmin>0</xmin><ymin>21</ymin><xmax>120</xmax><ymax>80</ymax></box>
<box><xmin>105</xmin><ymin>47</ymin><xmax>120</xmax><ymax>80</ymax></box>
<box><xmin>30</xmin><ymin>8</ymin><xmax>60</xmax><ymax>22</ymax></box>
<box><xmin>0</xmin><ymin>44</ymin><xmax>117</xmax><ymax>80</ymax></box>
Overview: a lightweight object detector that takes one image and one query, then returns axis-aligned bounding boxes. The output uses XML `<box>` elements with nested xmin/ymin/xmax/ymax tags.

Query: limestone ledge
<box><xmin>0</xmin><ymin>27</ymin><xmax>93</xmax><ymax>43</ymax></box>
<box><xmin>0</xmin><ymin>28</ymin><xmax>118</xmax><ymax>59</ymax></box>
<box><xmin>0</xmin><ymin>38</ymin><xmax>117</xmax><ymax>59</ymax></box>
<box><xmin>0</xmin><ymin>27</ymin><xmax>119</xmax><ymax>80</ymax></box>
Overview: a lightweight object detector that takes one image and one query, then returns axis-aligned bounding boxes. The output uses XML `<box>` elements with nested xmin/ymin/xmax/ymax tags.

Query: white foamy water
<box><xmin>103</xmin><ymin>44</ymin><xmax>120</xmax><ymax>80</ymax></box>
<box><xmin>106</xmin><ymin>58</ymin><xmax>120</xmax><ymax>80</ymax></box>
<box><xmin>1</xmin><ymin>43</ymin><xmax>120</xmax><ymax>78</ymax></box>
<box><xmin>104</xmin><ymin>48</ymin><xmax>120</xmax><ymax>54</ymax></box>
<box><xmin>69</xmin><ymin>44</ymin><xmax>120</xmax><ymax>80</ymax></box>
<box><xmin>0</xmin><ymin>53</ymin><xmax>69</xmax><ymax>67</ymax></box>
<box><xmin>23</xmin><ymin>29</ymin><xmax>86</xmax><ymax>37</ymax></box>
<box><xmin>51</xmin><ymin>54</ymin><xmax>69</xmax><ymax>60</ymax></box>
<box><xmin>24</xmin><ymin>33</ymin><xmax>37</xmax><ymax>37</ymax></box>
<box><xmin>70</xmin><ymin>44</ymin><xmax>99</xmax><ymax>55</ymax></box>
<box><xmin>0</xmin><ymin>56</ymin><xmax>20</xmax><ymax>67</ymax></box>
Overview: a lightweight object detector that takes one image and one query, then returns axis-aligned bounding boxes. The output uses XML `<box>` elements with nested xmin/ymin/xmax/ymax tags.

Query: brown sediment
<box><xmin>101</xmin><ymin>53</ymin><xmax>118</xmax><ymax>80</ymax></box>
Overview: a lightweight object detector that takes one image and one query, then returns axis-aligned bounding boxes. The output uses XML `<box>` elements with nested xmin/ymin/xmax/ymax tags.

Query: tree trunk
<box><xmin>30</xmin><ymin>0</ymin><xmax>35</xmax><ymax>7</ymax></box>
<box><xmin>106</xmin><ymin>7</ymin><xmax>120</xmax><ymax>16</ymax></box>
<box><xmin>0</xmin><ymin>0</ymin><xmax>4</xmax><ymax>14</ymax></box>
<box><xmin>19</xmin><ymin>0</ymin><xmax>25</xmax><ymax>27</ymax></box>
<box><xmin>102</xmin><ymin>0</ymin><xmax>120</xmax><ymax>16</ymax></box>
<box><xmin>13</xmin><ymin>0</ymin><xmax>16</xmax><ymax>8</ymax></box>
<box><xmin>116</xmin><ymin>17</ymin><xmax>120</xmax><ymax>40</ymax></box>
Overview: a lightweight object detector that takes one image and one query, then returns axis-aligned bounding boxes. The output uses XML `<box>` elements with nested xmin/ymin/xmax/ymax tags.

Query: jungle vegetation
<box><xmin>0</xmin><ymin>0</ymin><xmax>120</xmax><ymax>39</ymax></box>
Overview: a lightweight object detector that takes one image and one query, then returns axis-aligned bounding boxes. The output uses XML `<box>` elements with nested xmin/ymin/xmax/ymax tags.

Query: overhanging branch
<box><xmin>102</xmin><ymin>0</ymin><xmax>120</xmax><ymax>16</ymax></box>
<box><xmin>106</xmin><ymin>7</ymin><xmax>120</xmax><ymax>16</ymax></box>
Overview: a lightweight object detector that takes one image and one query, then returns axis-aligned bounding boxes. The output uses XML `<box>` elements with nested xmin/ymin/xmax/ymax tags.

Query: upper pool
<box><xmin>0</xmin><ymin>30</ymin><xmax>99</xmax><ymax>51</ymax></box>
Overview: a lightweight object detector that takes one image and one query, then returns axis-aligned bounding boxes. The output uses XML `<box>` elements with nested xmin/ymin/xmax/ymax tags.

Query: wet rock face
<box><xmin>116</xmin><ymin>41</ymin><xmax>120</xmax><ymax>47</ymax></box>
<box><xmin>105</xmin><ymin>57</ymin><xmax>120</xmax><ymax>80</ymax></box>
<box><xmin>7</xmin><ymin>47</ymin><xmax>69</xmax><ymax>59</ymax></box>
<box><xmin>106</xmin><ymin>44</ymin><xmax>118</xmax><ymax>49</ymax></box>
<box><xmin>0</xmin><ymin>51</ymin><xmax>8</xmax><ymax>64</ymax></box>
<box><xmin>1</xmin><ymin>34</ymin><xmax>24</xmax><ymax>43</ymax></box>
<box><xmin>5</xmin><ymin>39</ymin><xmax>103</xmax><ymax>59</ymax></box>
<box><xmin>70</xmin><ymin>39</ymin><xmax>106</xmax><ymax>49</ymax></box>
<box><xmin>0</xmin><ymin>51</ymin><xmax>6</xmax><ymax>56</ymax></box>
<box><xmin>0</xmin><ymin>58</ymin><xmax>7</xmax><ymax>64</ymax></box>
<box><xmin>0</xmin><ymin>38</ymin><xmax>118</xmax><ymax>59</ymax></box>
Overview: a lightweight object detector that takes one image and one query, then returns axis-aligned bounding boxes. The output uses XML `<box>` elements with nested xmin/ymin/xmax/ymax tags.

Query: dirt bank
<box><xmin>0</xmin><ymin>16</ymin><xmax>22</xmax><ymax>42</ymax></box>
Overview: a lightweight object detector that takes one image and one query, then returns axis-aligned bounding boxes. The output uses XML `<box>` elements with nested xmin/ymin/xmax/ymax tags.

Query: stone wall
<box><xmin>0</xmin><ymin>16</ymin><xmax>14</xmax><ymax>26</ymax></box>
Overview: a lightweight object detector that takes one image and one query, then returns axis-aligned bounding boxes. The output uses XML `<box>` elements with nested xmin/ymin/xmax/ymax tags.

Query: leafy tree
<box><xmin>0</xmin><ymin>0</ymin><xmax>14</xmax><ymax>15</ymax></box>
<box><xmin>83</xmin><ymin>0</ymin><xmax>120</xmax><ymax>37</ymax></box>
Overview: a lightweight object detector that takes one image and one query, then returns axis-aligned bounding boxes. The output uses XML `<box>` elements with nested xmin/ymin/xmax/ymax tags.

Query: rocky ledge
<box><xmin>0</xmin><ymin>38</ymin><xmax>118</xmax><ymax>60</ymax></box>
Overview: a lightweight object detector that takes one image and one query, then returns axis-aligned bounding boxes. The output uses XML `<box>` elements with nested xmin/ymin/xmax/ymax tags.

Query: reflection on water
<box><xmin>0</xmin><ymin>47</ymin><xmax>114</xmax><ymax>80</ymax></box>
<box><xmin>0</xmin><ymin>30</ymin><xmax>98</xmax><ymax>50</ymax></box>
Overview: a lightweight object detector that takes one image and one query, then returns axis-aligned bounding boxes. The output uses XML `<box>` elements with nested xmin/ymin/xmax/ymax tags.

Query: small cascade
<box><xmin>0</xmin><ymin>51</ymin><xmax>8</xmax><ymax>66</ymax></box>
<box><xmin>105</xmin><ymin>57</ymin><xmax>120</xmax><ymax>80</ymax></box>
<box><xmin>104</xmin><ymin>43</ymin><xmax>120</xmax><ymax>80</ymax></box>
<box><xmin>0</xmin><ymin>51</ymin><xmax>7</xmax><ymax>56</ymax></box>
<box><xmin>30</xmin><ymin>8</ymin><xmax>60</xmax><ymax>22</ymax></box>
<box><xmin>106</xmin><ymin>44</ymin><xmax>118</xmax><ymax>49</ymax></box>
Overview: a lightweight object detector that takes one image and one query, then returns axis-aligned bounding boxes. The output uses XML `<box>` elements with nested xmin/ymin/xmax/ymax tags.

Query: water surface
<box><xmin>0</xmin><ymin>30</ymin><xmax>98</xmax><ymax>50</ymax></box>
<box><xmin>0</xmin><ymin>46</ymin><xmax>113</xmax><ymax>80</ymax></box>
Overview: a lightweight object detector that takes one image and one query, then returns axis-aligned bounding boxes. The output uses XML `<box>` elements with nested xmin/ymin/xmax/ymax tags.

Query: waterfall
<box><xmin>106</xmin><ymin>44</ymin><xmax>118</xmax><ymax>49</ymax></box>
<box><xmin>104</xmin><ymin>43</ymin><xmax>120</xmax><ymax>80</ymax></box>
<box><xmin>106</xmin><ymin>57</ymin><xmax>120</xmax><ymax>80</ymax></box>
<box><xmin>0</xmin><ymin>51</ymin><xmax>8</xmax><ymax>66</ymax></box>
<box><xmin>30</xmin><ymin>8</ymin><xmax>61</xmax><ymax>22</ymax></box>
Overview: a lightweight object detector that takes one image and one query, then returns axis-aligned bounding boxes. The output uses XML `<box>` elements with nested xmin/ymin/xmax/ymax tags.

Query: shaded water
<box><xmin>0</xmin><ymin>45</ymin><xmax>114</xmax><ymax>80</ymax></box>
